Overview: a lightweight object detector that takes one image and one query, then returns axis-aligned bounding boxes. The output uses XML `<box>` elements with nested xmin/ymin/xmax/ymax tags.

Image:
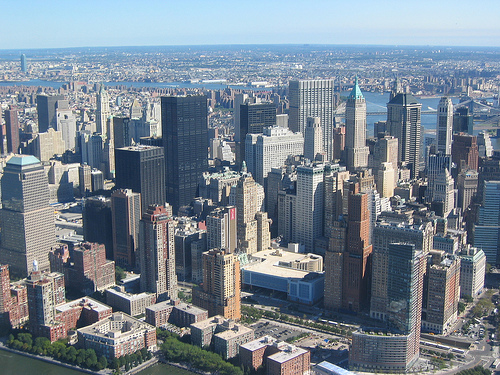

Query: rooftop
<box><xmin>240</xmin><ymin>335</ymin><xmax>277</xmax><ymax>351</ymax></box>
<box><xmin>56</xmin><ymin>297</ymin><xmax>111</xmax><ymax>314</ymax></box>
<box><xmin>267</xmin><ymin>345</ymin><xmax>308</xmax><ymax>364</ymax></box>
<box><xmin>6</xmin><ymin>154</ymin><xmax>41</xmax><ymax>166</ymax></box>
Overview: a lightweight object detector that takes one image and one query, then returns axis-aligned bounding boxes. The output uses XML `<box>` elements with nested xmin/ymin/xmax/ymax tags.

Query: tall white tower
<box><xmin>96</xmin><ymin>83</ymin><xmax>110</xmax><ymax>138</ymax></box>
<box><xmin>304</xmin><ymin>117</ymin><xmax>324</xmax><ymax>161</ymax></box>
<box><xmin>436</xmin><ymin>96</ymin><xmax>453</xmax><ymax>155</ymax></box>
<box><xmin>345</xmin><ymin>77</ymin><xmax>369</xmax><ymax>170</ymax></box>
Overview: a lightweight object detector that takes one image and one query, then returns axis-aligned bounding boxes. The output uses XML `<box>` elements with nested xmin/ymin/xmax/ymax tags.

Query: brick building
<box><xmin>106</xmin><ymin>287</ymin><xmax>156</xmax><ymax>316</ymax></box>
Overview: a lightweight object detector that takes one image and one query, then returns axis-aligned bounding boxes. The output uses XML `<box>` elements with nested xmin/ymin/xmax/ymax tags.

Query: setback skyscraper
<box><xmin>37</xmin><ymin>94</ymin><xmax>64</xmax><ymax>133</ymax></box>
<box><xmin>345</xmin><ymin>77</ymin><xmax>369</xmax><ymax>171</ymax></box>
<box><xmin>0</xmin><ymin>155</ymin><xmax>56</xmax><ymax>276</ymax></box>
<box><xmin>162</xmin><ymin>95</ymin><xmax>208</xmax><ymax>212</ymax></box>
<box><xmin>96</xmin><ymin>84</ymin><xmax>111</xmax><ymax>138</ymax></box>
<box><xmin>436</xmin><ymin>96</ymin><xmax>453</xmax><ymax>155</ymax></box>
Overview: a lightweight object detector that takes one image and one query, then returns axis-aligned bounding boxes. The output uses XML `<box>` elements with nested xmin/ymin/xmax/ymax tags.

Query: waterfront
<box><xmin>0</xmin><ymin>349</ymin><xmax>196</xmax><ymax>375</ymax></box>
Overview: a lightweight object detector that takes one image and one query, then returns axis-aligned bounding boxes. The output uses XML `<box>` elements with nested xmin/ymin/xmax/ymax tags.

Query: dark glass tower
<box><xmin>0</xmin><ymin>155</ymin><xmax>55</xmax><ymax>276</ymax></box>
<box><xmin>36</xmin><ymin>94</ymin><xmax>64</xmax><ymax>133</ymax></box>
<box><xmin>82</xmin><ymin>196</ymin><xmax>114</xmax><ymax>260</ymax></box>
<box><xmin>3</xmin><ymin>107</ymin><xmax>20</xmax><ymax>154</ymax></box>
<box><xmin>161</xmin><ymin>95</ymin><xmax>208</xmax><ymax>212</ymax></box>
<box><xmin>115</xmin><ymin>145</ymin><xmax>166</xmax><ymax>214</ymax></box>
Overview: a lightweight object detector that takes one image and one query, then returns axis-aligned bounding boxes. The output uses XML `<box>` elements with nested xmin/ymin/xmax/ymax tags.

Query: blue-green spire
<box><xmin>349</xmin><ymin>76</ymin><xmax>364</xmax><ymax>100</ymax></box>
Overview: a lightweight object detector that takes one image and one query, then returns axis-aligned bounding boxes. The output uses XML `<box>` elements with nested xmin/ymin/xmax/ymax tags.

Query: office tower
<box><xmin>457</xmin><ymin>169</ymin><xmax>478</xmax><ymax>211</ymax></box>
<box><xmin>91</xmin><ymin>169</ymin><xmax>104</xmax><ymax>191</ymax></box>
<box><xmin>293</xmin><ymin>164</ymin><xmax>324</xmax><ymax>253</ymax></box>
<box><xmin>377</xmin><ymin>162</ymin><xmax>396</xmax><ymax>198</ymax></box>
<box><xmin>191</xmin><ymin>238</ymin><xmax>208</xmax><ymax>284</ymax></box>
<box><xmin>459</xmin><ymin>245</ymin><xmax>486</xmax><ymax>298</ymax></box>
<box><xmin>431</xmin><ymin>168</ymin><xmax>455</xmax><ymax>218</ymax></box>
<box><xmin>474</xmin><ymin>181</ymin><xmax>500</xmax><ymax>265</ymax></box>
<box><xmin>289</xmin><ymin>79</ymin><xmax>336</xmax><ymax>160</ymax></box>
<box><xmin>162</xmin><ymin>95</ymin><xmax>208</xmax><ymax>212</ymax></box>
<box><xmin>235</xmin><ymin>174</ymin><xmax>260</xmax><ymax>254</ymax></box>
<box><xmin>82</xmin><ymin>196</ymin><xmax>114</xmax><ymax>260</ymax></box>
<box><xmin>345</xmin><ymin>77</ymin><xmax>369</xmax><ymax>171</ymax></box>
<box><xmin>26</xmin><ymin>269</ymin><xmax>65</xmax><ymax>338</ymax></box>
<box><xmin>0</xmin><ymin>264</ymin><xmax>12</xmax><ymax>326</ymax></box>
<box><xmin>207</xmin><ymin>206</ymin><xmax>237</xmax><ymax>253</ymax></box>
<box><xmin>111</xmin><ymin>189</ymin><xmax>141</xmax><ymax>269</ymax></box>
<box><xmin>276</xmin><ymin>113</ymin><xmax>288</xmax><ymax>128</ymax></box>
<box><xmin>192</xmin><ymin>249</ymin><xmax>241</xmax><ymax>320</ymax></box>
<box><xmin>255</xmin><ymin>211</ymin><xmax>271</xmax><ymax>252</ymax></box>
<box><xmin>373</xmin><ymin>135</ymin><xmax>398</xmax><ymax>184</ymax></box>
<box><xmin>304</xmin><ymin>117</ymin><xmax>324</xmax><ymax>161</ymax></box>
<box><xmin>233</xmin><ymin>93</ymin><xmax>248</xmax><ymax>143</ymax></box>
<box><xmin>387</xmin><ymin>93</ymin><xmax>422</xmax><ymax>178</ymax></box>
<box><xmin>104</xmin><ymin>113</ymin><xmax>115</xmax><ymax>179</ymax></box>
<box><xmin>33</xmin><ymin>128</ymin><xmax>66</xmax><ymax>162</ymax></box>
<box><xmin>324</xmin><ymin>219</ymin><xmax>347</xmax><ymax>310</ymax></box>
<box><xmin>371</xmin><ymin>221</ymin><xmax>433</xmax><ymax>320</ymax></box>
<box><xmin>3</xmin><ymin>107</ymin><xmax>20</xmax><ymax>154</ymax></box>
<box><xmin>96</xmin><ymin>84</ymin><xmax>110</xmax><ymax>137</ymax></box>
<box><xmin>477</xmin><ymin>132</ymin><xmax>493</xmax><ymax>158</ymax></box>
<box><xmin>453</xmin><ymin>106</ymin><xmax>473</xmax><ymax>133</ymax></box>
<box><xmin>37</xmin><ymin>94</ymin><xmax>64</xmax><ymax>133</ymax></box>
<box><xmin>115</xmin><ymin>145</ymin><xmax>166</xmax><ymax>214</ymax></box>
<box><xmin>113</xmin><ymin>116</ymin><xmax>132</xmax><ymax>148</ymax></box>
<box><xmin>452</xmin><ymin>133</ymin><xmax>478</xmax><ymax>172</ymax></box>
<box><xmin>20</xmin><ymin>54</ymin><xmax>27</xmax><ymax>72</ymax></box>
<box><xmin>245</xmin><ymin>126</ymin><xmax>303</xmax><ymax>186</ymax></box>
<box><xmin>350</xmin><ymin>243</ymin><xmax>426</xmax><ymax>372</ymax></box>
<box><xmin>239</xmin><ymin>102</ymin><xmax>276</xmax><ymax>164</ymax></box>
<box><xmin>436</xmin><ymin>96</ymin><xmax>453</xmax><ymax>155</ymax></box>
<box><xmin>78</xmin><ymin>163</ymin><xmax>92</xmax><ymax>195</ymax></box>
<box><xmin>139</xmin><ymin>205</ymin><xmax>178</xmax><ymax>302</ymax></box>
<box><xmin>174</xmin><ymin>221</ymin><xmax>206</xmax><ymax>282</ymax></box>
<box><xmin>333</xmin><ymin>126</ymin><xmax>345</xmax><ymax>161</ymax></box>
<box><xmin>422</xmin><ymin>251</ymin><xmax>461</xmax><ymax>334</ymax></box>
<box><xmin>426</xmin><ymin>153</ymin><xmax>452</xmax><ymax>202</ymax></box>
<box><xmin>323</xmin><ymin>168</ymin><xmax>350</xmax><ymax>240</ymax></box>
<box><xmin>130</xmin><ymin>98</ymin><xmax>142</xmax><ymax>119</ymax></box>
<box><xmin>55</xmin><ymin>100</ymin><xmax>77</xmax><ymax>150</ymax></box>
<box><xmin>343</xmin><ymin>189</ymin><xmax>372</xmax><ymax>312</ymax></box>
<box><xmin>0</xmin><ymin>156</ymin><xmax>55</xmax><ymax>276</ymax></box>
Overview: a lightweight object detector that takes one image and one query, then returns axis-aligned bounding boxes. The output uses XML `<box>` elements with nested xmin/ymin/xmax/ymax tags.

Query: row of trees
<box><xmin>7</xmin><ymin>332</ymin><xmax>152</xmax><ymax>373</ymax></box>
<box><xmin>7</xmin><ymin>333</ymin><xmax>107</xmax><ymax>371</ymax></box>
<box><xmin>158</xmin><ymin>330</ymin><xmax>243</xmax><ymax>375</ymax></box>
<box><xmin>456</xmin><ymin>365</ymin><xmax>491</xmax><ymax>375</ymax></box>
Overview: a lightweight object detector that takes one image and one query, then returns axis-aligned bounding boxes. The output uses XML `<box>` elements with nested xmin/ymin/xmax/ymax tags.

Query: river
<box><xmin>0</xmin><ymin>349</ymin><xmax>196</xmax><ymax>375</ymax></box>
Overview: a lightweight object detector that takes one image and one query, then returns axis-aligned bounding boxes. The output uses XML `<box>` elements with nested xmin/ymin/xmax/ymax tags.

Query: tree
<box><xmin>99</xmin><ymin>355</ymin><xmax>108</xmax><ymax>369</ymax></box>
<box><xmin>115</xmin><ymin>266</ymin><xmax>126</xmax><ymax>283</ymax></box>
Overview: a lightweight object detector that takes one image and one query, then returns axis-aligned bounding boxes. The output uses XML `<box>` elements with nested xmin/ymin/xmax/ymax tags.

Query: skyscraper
<box><xmin>452</xmin><ymin>133</ymin><xmax>479</xmax><ymax>172</ymax></box>
<box><xmin>96</xmin><ymin>84</ymin><xmax>110</xmax><ymax>137</ymax></box>
<box><xmin>235</xmin><ymin>174</ymin><xmax>261</xmax><ymax>254</ymax></box>
<box><xmin>3</xmin><ymin>107</ymin><xmax>20</xmax><ymax>154</ymax></box>
<box><xmin>162</xmin><ymin>95</ymin><xmax>208</xmax><ymax>212</ymax></box>
<box><xmin>20</xmin><ymin>54</ymin><xmax>27</xmax><ymax>73</ymax></box>
<box><xmin>37</xmin><ymin>94</ymin><xmax>64</xmax><ymax>133</ymax></box>
<box><xmin>436</xmin><ymin>96</ymin><xmax>453</xmax><ymax>155</ymax></box>
<box><xmin>207</xmin><ymin>206</ymin><xmax>237</xmax><ymax>254</ymax></box>
<box><xmin>303</xmin><ymin>117</ymin><xmax>324</xmax><ymax>161</ymax></box>
<box><xmin>192</xmin><ymin>249</ymin><xmax>241</xmax><ymax>320</ymax></box>
<box><xmin>115</xmin><ymin>145</ymin><xmax>166</xmax><ymax>214</ymax></box>
<box><xmin>387</xmin><ymin>93</ymin><xmax>422</xmax><ymax>178</ymax></box>
<box><xmin>239</xmin><ymin>102</ymin><xmax>276</xmax><ymax>164</ymax></box>
<box><xmin>289</xmin><ymin>79</ymin><xmax>336</xmax><ymax>160</ymax></box>
<box><xmin>0</xmin><ymin>155</ymin><xmax>56</xmax><ymax>276</ymax></box>
<box><xmin>111</xmin><ymin>189</ymin><xmax>141</xmax><ymax>269</ymax></box>
<box><xmin>82</xmin><ymin>196</ymin><xmax>114</xmax><ymax>260</ymax></box>
<box><xmin>474</xmin><ymin>181</ymin><xmax>500</xmax><ymax>266</ymax></box>
<box><xmin>139</xmin><ymin>205</ymin><xmax>178</xmax><ymax>302</ymax></box>
<box><xmin>345</xmin><ymin>77</ymin><xmax>369</xmax><ymax>171</ymax></box>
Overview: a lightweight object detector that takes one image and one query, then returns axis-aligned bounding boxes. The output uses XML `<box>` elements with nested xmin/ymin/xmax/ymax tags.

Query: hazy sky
<box><xmin>1</xmin><ymin>0</ymin><xmax>499</xmax><ymax>49</ymax></box>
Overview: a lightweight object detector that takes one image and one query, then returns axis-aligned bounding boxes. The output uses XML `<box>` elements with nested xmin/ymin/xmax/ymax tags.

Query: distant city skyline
<box><xmin>1</xmin><ymin>0</ymin><xmax>500</xmax><ymax>49</ymax></box>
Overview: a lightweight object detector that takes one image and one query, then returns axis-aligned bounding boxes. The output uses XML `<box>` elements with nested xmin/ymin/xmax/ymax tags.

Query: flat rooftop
<box><xmin>215</xmin><ymin>324</ymin><xmax>253</xmax><ymax>340</ymax></box>
<box><xmin>267</xmin><ymin>345</ymin><xmax>308</xmax><ymax>364</ymax></box>
<box><xmin>240</xmin><ymin>335</ymin><xmax>276</xmax><ymax>351</ymax></box>
<box><xmin>56</xmin><ymin>297</ymin><xmax>111</xmax><ymax>314</ymax></box>
<box><xmin>191</xmin><ymin>315</ymin><xmax>225</xmax><ymax>330</ymax></box>
<box><xmin>175</xmin><ymin>302</ymin><xmax>207</xmax><ymax>315</ymax></box>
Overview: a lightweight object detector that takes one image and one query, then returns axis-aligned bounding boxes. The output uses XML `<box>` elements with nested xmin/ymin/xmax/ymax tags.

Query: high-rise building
<box><xmin>436</xmin><ymin>96</ymin><xmax>453</xmax><ymax>155</ymax></box>
<box><xmin>245</xmin><ymin>126</ymin><xmax>303</xmax><ymax>186</ymax></box>
<box><xmin>343</xmin><ymin>188</ymin><xmax>372</xmax><ymax>312</ymax></box>
<box><xmin>96</xmin><ymin>84</ymin><xmax>111</xmax><ymax>137</ymax></box>
<box><xmin>474</xmin><ymin>181</ymin><xmax>500</xmax><ymax>266</ymax></box>
<box><xmin>371</xmin><ymin>221</ymin><xmax>433</xmax><ymax>320</ymax></box>
<box><xmin>111</xmin><ymin>189</ymin><xmax>141</xmax><ymax>269</ymax></box>
<box><xmin>422</xmin><ymin>251</ymin><xmax>461</xmax><ymax>334</ymax></box>
<box><xmin>233</xmin><ymin>93</ymin><xmax>248</xmax><ymax>143</ymax></box>
<box><xmin>82</xmin><ymin>196</ymin><xmax>114</xmax><ymax>260</ymax></box>
<box><xmin>289</xmin><ymin>79</ymin><xmax>336</xmax><ymax>160</ymax></box>
<box><xmin>115</xmin><ymin>145</ymin><xmax>166</xmax><ymax>214</ymax></box>
<box><xmin>453</xmin><ymin>106</ymin><xmax>473</xmax><ymax>134</ymax></box>
<box><xmin>162</xmin><ymin>95</ymin><xmax>208</xmax><ymax>212</ymax></box>
<box><xmin>207</xmin><ymin>206</ymin><xmax>237</xmax><ymax>254</ymax></box>
<box><xmin>431</xmin><ymin>168</ymin><xmax>456</xmax><ymax>218</ymax></box>
<box><xmin>372</xmin><ymin>135</ymin><xmax>398</xmax><ymax>184</ymax></box>
<box><xmin>452</xmin><ymin>133</ymin><xmax>478</xmax><ymax>172</ymax></box>
<box><xmin>3</xmin><ymin>107</ymin><xmax>20</xmax><ymax>154</ymax></box>
<box><xmin>20</xmin><ymin>54</ymin><xmax>27</xmax><ymax>73</ymax></box>
<box><xmin>0</xmin><ymin>155</ymin><xmax>56</xmax><ymax>276</ymax></box>
<box><xmin>459</xmin><ymin>245</ymin><xmax>486</xmax><ymax>298</ymax></box>
<box><xmin>293</xmin><ymin>164</ymin><xmax>324</xmax><ymax>253</ymax></box>
<box><xmin>350</xmin><ymin>243</ymin><xmax>426</xmax><ymax>372</ymax></box>
<box><xmin>192</xmin><ymin>249</ymin><xmax>241</xmax><ymax>320</ymax></box>
<box><xmin>37</xmin><ymin>94</ymin><xmax>64</xmax><ymax>133</ymax></box>
<box><xmin>345</xmin><ymin>78</ymin><xmax>369</xmax><ymax>171</ymax></box>
<box><xmin>139</xmin><ymin>205</ymin><xmax>178</xmax><ymax>302</ymax></box>
<box><xmin>238</xmin><ymin>101</ymin><xmax>276</xmax><ymax>164</ymax></box>
<box><xmin>457</xmin><ymin>169</ymin><xmax>478</xmax><ymax>212</ymax></box>
<box><xmin>387</xmin><ymin>93</ymin><xmax>422</xmax><ymax>178</ymax></box>
<box><xmin>33</xmin><ymin>128</ymin><xmax>66</xmax><ymax>162</ymax></box>
<box><xmin>377</xmin><ymin>162</ymin><xmax>396</xmax><ymax>198</ymax></box>
<box><xmin>0</xmin><ymin>264</ymin><xmax>13</xmax><ymax>326</ymax></box>
<box><xmin>304</xmin><ymin>117</ymin><xmax>324</xmax><ymax>162</ymax></box>
<box><xmin>55</xmin><ymin>100</ymin><xmax>77</xmax><ymax>151</ymax></box>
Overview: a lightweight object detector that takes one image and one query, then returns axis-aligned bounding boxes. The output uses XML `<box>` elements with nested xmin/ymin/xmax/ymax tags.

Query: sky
<box><xmin>1</xmin><ymin>0</ymin><xmax>500</xmax><ymax>49</ymax></box>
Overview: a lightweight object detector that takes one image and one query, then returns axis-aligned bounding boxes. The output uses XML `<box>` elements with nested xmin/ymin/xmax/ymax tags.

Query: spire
<box><xmin>349</xmin><ymin>76</ymin><xmax>364</xmax><ymax>100</ymax></box>
<box><xmin>241</xmin><ymin>160</ymin><xmax>247</xmax><ymax>173</ymax></box>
